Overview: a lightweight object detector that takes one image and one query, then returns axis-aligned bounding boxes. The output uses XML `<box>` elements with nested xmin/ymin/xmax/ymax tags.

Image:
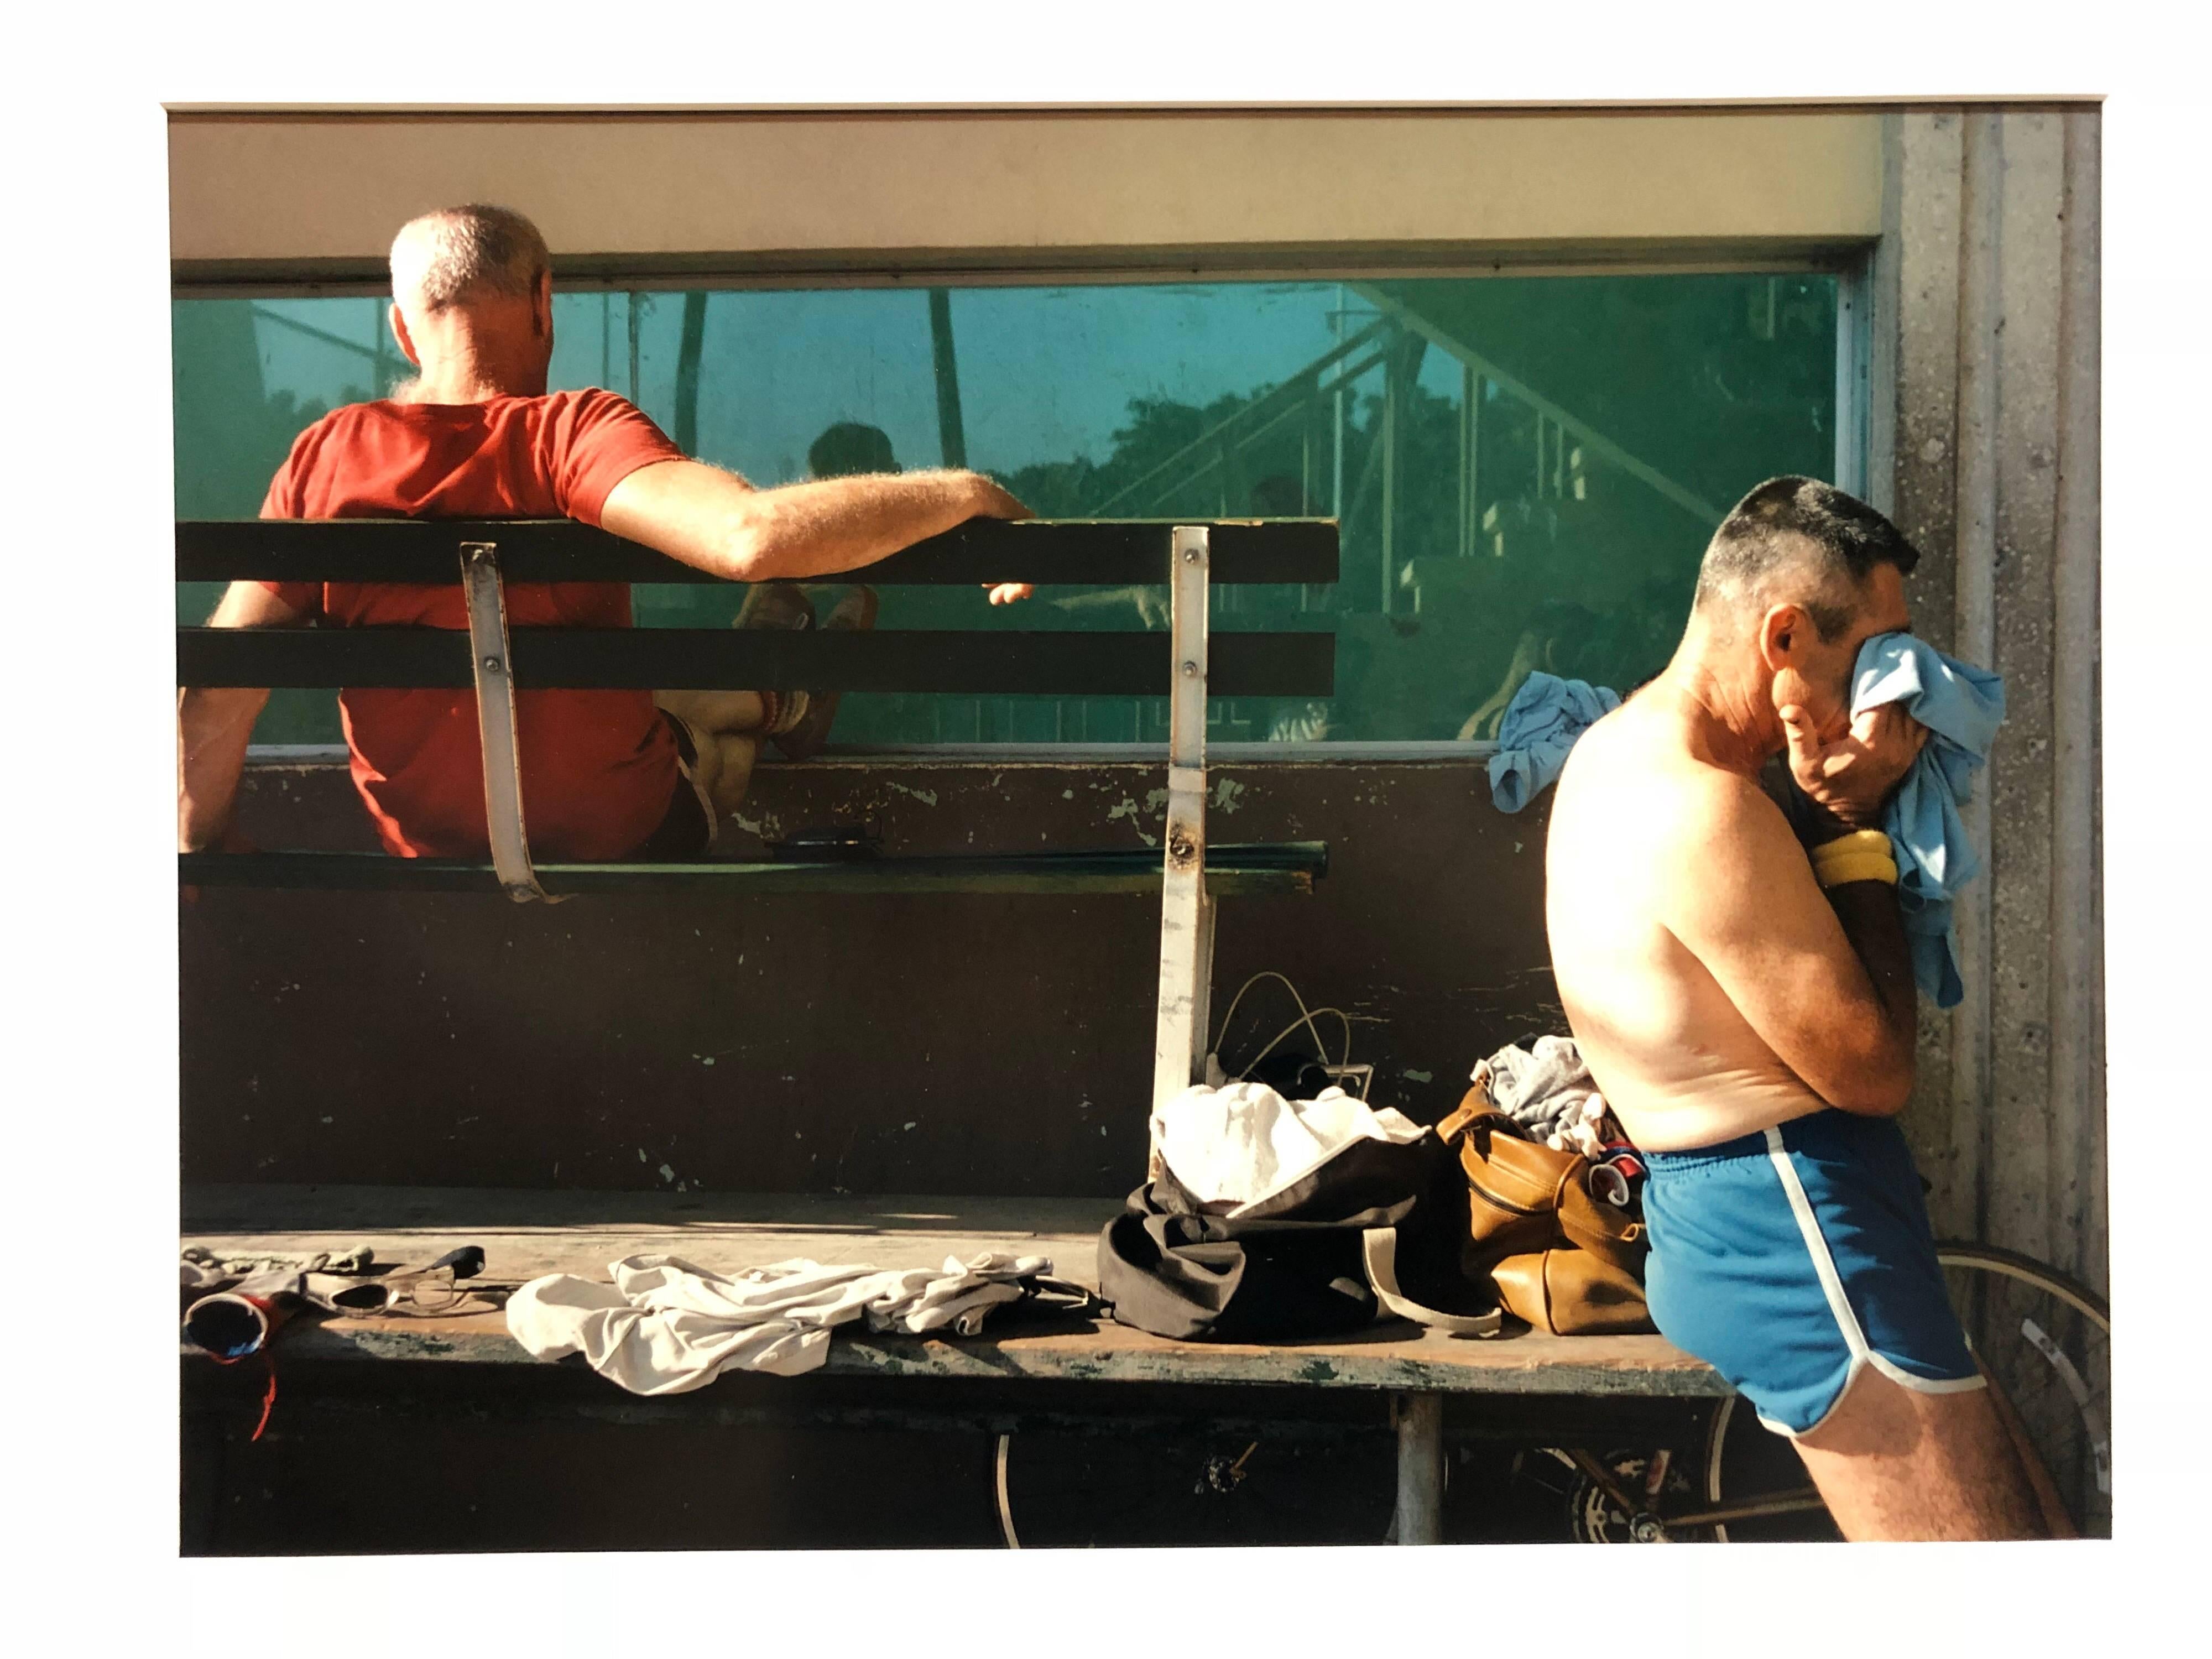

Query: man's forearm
<box><xmin>599</xmin><ymin>461</ymin><xmax>1031</xmax><ymax>587</ymax></box>
<box><xmin>1809</xmin><ymin>830</ymin><xmax>1920</xmax><ymax>1108</ymax></box>
<box><xmin>732</xmin><ymin>470</ymin><xmax>1006</xmax><ymax>582</ymax></box>
<box><xmin>1823</xmin><ymin>878</ymin><xmax>1918</xmax><ymax>1040</ymax></box>
<box><xmin>179</xmin><ymin>686</ymin><xmax>269</xmax><ymax>851</ymax></box>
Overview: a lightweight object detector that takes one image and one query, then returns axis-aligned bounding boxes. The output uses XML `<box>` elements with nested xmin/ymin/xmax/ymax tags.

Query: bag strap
<box><xmin>1556</xmin><ymin>1193</ymin><xmax>1646</xmax><ymax>1262</ymax></box>
<box><xmin>1361</xmin><ymin>1228</ymin><xmax>1503</xmax><ymax>1339</ymax></box>
<box><xmin>1435</xmin><ymin>1093</ymin><xmax>1515</xmax><ymax>1146</ymax></box>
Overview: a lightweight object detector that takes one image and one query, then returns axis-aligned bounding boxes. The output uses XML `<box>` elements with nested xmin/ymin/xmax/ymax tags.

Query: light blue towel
<box><xmin>1850</xmin><ymin>632</ymin><xmax>2006</xmax><ymax>1009</ymax></box>
<box><xmin>1488</xmin><ymin>672</ymin><xmax>1621</xmax><ymax>813</ymax></box>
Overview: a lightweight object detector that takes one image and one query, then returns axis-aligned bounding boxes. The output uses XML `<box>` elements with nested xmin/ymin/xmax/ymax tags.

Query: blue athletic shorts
<box><xmin>1640</xmin><ymin>1110</ymin><xmax>1984</xmax><ymax>1437</ymax></box>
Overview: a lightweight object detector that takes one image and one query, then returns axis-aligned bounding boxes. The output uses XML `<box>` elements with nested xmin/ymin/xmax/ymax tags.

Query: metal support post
<box><xmin>1380</xmin><ymin>348</ymin><xmax>1398</xmax><ymax>613</ymax></box>
<box><xmin>459</xmin><ymin>541</ymin><xmax>552</xmax><ymax>904</ymax></box>
<box><xmin>1150</xmin><ymin>526</ymin><xmax>1213</xmax><ymax>1174</ymax></box>
<box><xmin>1392</xmin><ymin>1392</ymin><xmax>1445</xmax><ymax>1545</ymax></box>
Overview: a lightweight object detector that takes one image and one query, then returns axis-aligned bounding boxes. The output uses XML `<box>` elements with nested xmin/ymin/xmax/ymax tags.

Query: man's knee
<box><xmin>654</xmin><ymin>688</ymin><xmax>766</xmax><ymax>737</ymax></box>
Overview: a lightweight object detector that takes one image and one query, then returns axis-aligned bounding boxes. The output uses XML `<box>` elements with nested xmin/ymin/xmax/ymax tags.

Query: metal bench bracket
<box><xmin>1151</xmin><ymin>526</ymin><xmax>1216</xmax><ymax>1170</ymax></box>
<box><xmin>458</xmin><ymin>541</ymin><xmax>555</xmax><ymax>904</ymax></box>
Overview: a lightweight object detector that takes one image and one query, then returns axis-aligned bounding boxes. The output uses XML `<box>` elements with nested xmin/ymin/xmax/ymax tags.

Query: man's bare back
<box><xmin>1548</xmin><ymin>692</ymin><xmax>1833</xmax><ymax>1151</ymax></box>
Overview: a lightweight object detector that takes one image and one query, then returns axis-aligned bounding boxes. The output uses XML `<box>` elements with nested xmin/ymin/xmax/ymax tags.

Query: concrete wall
<box><xmin>1877</xmin><ymin>109</ymin><xmax>2104</xmax><ymax>1291</ymax></box>
<box><xmin>183</xmin><ymin>757</ymin><xmax>1561</xmax><ymax>1196</ymax></box>
<box><xmin>170</xmin><ymin>102</ymin><xmax>2104</xmax><ymax>1288</ymax></box>
<box><xmin>168</xmin><ymin>106</ymin><xmax>1880</xmax><ymax>288</ymax></box>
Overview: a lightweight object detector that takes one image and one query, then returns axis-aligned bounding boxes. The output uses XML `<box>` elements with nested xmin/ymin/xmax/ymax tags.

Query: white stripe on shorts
<box><xmin>1757</xmin><ymin>1126</ymin><xmax>1984</xmax><ymax>1439</ymax></box>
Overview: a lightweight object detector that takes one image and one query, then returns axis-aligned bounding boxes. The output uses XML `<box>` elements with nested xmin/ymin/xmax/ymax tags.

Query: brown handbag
<box><xmin>1434</xmin><ymin>1091</ymin><xmax>1654</xmax><ymax>1335</ymax></box>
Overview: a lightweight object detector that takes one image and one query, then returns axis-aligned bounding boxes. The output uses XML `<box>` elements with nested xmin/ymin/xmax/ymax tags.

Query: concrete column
<box><xmin>1947</xmin><ymin>108</ymin><xmax>2003</xmax><ymax>1243</ymax></box>
<box><xmin>2047</xmin><ymin>110</ymin><xmax>2103</xmax><ymax>1291</ymax></box>
<box><xmin>1987</xmin><ymin>112</ymin><xmax>2064</xmax><ymax>1267</ymax></box>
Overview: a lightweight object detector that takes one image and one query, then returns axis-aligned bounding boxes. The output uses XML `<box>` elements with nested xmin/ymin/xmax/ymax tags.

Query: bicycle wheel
<box><xmin>993</xmin><ymin>1427</ymin><xmax>1398</xmax><ymax>1549</ymax></box>
<box><xmin>1516</xmin><ymin>1444</ymin><xmax>1713</xmax><ymax>1543</ymax></box>
<box><xmin>1700</xmin><ymin>1394</ymin><xmax>1844</xmax><ymax>1542</ymax></box>
<box><xmin>1936</xmin><ymin>1242</ymin><xmax>2111</xmax><ymax>1539</ymax></box>
<box><xmin>1702</xmin><ymin>1244</ymin><xmax>2110</xmax><ymax>1541</ymax></box>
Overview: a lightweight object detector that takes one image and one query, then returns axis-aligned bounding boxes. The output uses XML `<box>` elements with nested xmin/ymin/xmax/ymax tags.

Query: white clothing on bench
<box><xmin>507</xmin><ymin>1251</ymin><xmax>1048</xmax><ymax>1395</ymax></box>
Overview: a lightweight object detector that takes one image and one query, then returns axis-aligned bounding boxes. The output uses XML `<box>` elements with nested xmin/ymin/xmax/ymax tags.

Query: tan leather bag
<box><xmin>1436</xmin><ymin>1092</ymin><xmax>1653</xmax><ymax>1336</ymax></box>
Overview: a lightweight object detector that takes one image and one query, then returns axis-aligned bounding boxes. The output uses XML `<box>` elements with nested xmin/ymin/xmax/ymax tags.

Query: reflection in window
<box><xmin>174</xmin><ymin>273</ymin><xmax>1838</xmax><ymax>748</ymax></box>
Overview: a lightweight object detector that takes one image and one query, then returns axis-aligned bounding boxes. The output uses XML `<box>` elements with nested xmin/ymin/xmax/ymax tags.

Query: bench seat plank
<box><xmin>180</xmin><ymin>1186</ymin><xmax>1724</xmax><ymax>1399</ymax></box>
<box><xmin>178</xmin><ymin>842</ymin><xmax>1328</xmax><ymax>896</ymax></box>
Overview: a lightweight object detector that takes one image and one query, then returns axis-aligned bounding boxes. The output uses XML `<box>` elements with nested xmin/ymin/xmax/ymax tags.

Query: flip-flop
<box><xmin>771</xmin><ymin>585</ymin><xmax>878</xmax><ymax>761</ymax></box>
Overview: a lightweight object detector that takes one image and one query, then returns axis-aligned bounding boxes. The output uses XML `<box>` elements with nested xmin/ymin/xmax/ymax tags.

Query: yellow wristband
<box><xmin>1815</xmin><ymin>853</ymin><xmax>1899</xmax><ymax>889</ymax></box>
<box><xmin>1809</xmin><ymin>828</ymin><xmax>1893</xmax><ymax>869</ymax></box>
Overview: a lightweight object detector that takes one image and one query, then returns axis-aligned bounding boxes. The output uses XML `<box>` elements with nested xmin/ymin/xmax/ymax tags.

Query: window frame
<box><xmin>202</xmin><ymin>247</ymin><xmax>1876</xmax><ymax>768</ymax></box>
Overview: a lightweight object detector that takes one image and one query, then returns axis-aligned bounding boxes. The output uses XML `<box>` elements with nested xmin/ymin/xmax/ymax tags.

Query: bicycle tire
<box><xmin>1934</xmin><ymin>1241</ymin><xmax>2109</xmax><ymax>1326</ymax></box>
<box><xmin>1935</xmin><ymin>1240</ymin><xmax>2111</xmax><ymax>1538</ymax></box>
<box><xmin>1702</xmin><ymin>1242</ymin><xmax>2109</xmax><ymax>1541</ymax></box>
<box><xmin>992</xmin><ymin>1426</ymin><xmax>1399</xmax><ymax>1550</ymax></box>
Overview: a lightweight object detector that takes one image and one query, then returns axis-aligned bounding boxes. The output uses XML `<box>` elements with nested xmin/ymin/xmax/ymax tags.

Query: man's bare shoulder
<box><xmin>1554</xmin><ymin>701</ymin><xmax>1777</xmax><ymax>852</ymax></box>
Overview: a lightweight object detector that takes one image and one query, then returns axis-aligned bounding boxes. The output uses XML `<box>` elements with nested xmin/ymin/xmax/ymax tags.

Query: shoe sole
<box><xmin>734</xmin><ymin>580</ymin><xmax>815</xmax><ymax>633</ymax></box>
<box><xmin>771</xmin><ymin>585</ymin><xmax>878</xmax><ymax>760</ymax></box>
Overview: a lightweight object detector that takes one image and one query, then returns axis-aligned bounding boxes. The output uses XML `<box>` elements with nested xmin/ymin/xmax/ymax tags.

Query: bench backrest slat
<box><xmin>176</xmin><ymin>625</ymin><xmax>1335</xmax><ymax>697</ymax></box>
<box><xmin>178</xmin><ymin>842</ymin><xmax>1329</xmax><ymax>895</ymax></box>
<box><xmin>177</xmin><ymin>517</ymin><xmax>1340</xmax><ymax>587</ymax></box>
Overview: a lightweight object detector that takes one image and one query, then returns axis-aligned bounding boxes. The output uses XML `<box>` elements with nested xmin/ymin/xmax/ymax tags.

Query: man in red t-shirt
<box><xmin>178</xmin><ymin>204</ymin><xmax>1032</xmax><ymax>861</ymax></box>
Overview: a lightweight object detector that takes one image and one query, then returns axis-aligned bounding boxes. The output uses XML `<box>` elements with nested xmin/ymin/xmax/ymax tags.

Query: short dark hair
<box><xmin>1694</xmin><ymin>476</ymin><xmax>1921</xmax><ymax>639</ymax></box>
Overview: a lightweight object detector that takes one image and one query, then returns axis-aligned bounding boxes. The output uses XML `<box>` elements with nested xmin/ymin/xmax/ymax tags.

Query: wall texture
<box><xmin>1879</xmin><ymin>109</ymin><xmax>2105</xmax><ymax>1291</ymax></box>
<box><xmin>184</xmin><ymin>758</ymin><xmax>1563</xmax><ymax>1197</ymax></box>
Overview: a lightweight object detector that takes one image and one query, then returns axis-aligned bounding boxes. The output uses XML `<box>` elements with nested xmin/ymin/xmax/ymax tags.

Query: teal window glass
<box><xmin>173</xmin><ymin>273</ymin><xmax>1839</xmax><ymax>748</ymax></box>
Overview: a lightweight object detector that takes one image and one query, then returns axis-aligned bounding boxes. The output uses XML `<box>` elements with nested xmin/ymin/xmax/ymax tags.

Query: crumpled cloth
<box><xmin>1152</xmin><ymin>1081</ymin><xmax>1428</xmax><ymax>1215</ymax></box>
<box><xmin>1488</xmin><ymin>672</ymin><xmax>1622</xmax><ymax>812</ymax></box>
<box><xmin>506</xmin><ymin>1252</ymin><xmax>1050</xmax><ymax>1395</ymax></box>
<box><xmin>1473</xmin><ymin>1035</ymin><xmax>1616</xmax><ymax>1156</ymax></box>
<box><xmin>181</xmin><ymin>1243</ymin><xmax>374</xmax><ymax>1291</ymax></box>
<box><xmin>1849</xmin><ymin>632</ymin><xmax>2006</xmax><ymax>1008</ymax></box>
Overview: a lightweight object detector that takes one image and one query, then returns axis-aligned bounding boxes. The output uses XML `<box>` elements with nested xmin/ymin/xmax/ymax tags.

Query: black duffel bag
<box><xmin>1098</xmin><ymin>1130</ymin><xmax>1501</xmax><ymax>1342</ymax></box>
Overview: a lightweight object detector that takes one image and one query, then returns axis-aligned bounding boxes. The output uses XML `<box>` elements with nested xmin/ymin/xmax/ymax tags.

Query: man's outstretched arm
<box><xmin>179</xmin><ymin>582</ymin><xmax>311</xmax><ymax>852</ymax></box>
<box><xmin>599</xmin><ymin>461</ymin><xmax>1035</xmax><ymax>599</ymax></box>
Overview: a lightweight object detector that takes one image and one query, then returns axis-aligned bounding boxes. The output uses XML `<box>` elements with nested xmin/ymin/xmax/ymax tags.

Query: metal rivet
<box><xmin>1181</xmin><ymin>660</ymin><xmax>1198</xmax><ymax>676</ymax></box>
<box><xmin>1183</xmin><ymin>548</ymin><xmax>1200</xmax><ymax>564</ymax></box>
<box><xmin>483</xmin><ymin>657</ymin><xmax>503</xmax><ymax>672</ymax></box>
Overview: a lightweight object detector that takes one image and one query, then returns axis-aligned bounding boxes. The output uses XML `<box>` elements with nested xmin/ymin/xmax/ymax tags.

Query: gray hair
<box><xmin>1692</xmin><ymin>476</ymin><xmax>1921</xmax><ymax>641</ymax></box>
<box><xmin>389</xmin><ymin>204</ymin><xmax>551</xmax><ymax>312</ymax></box>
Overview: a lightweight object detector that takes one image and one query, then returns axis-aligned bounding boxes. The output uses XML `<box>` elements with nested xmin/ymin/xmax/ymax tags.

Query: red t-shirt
<box><xmin>257</xmin><ymin>390</ymin><xmax>685</xmax><ymax>860</ymax></box>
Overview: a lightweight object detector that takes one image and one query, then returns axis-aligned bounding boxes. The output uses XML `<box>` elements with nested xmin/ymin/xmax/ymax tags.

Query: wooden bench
<box><xmin>179</xmin><ymin>515</ymin><xmax>1332</xmax><ymax>1113</ymax></box>
<box><xmin>176</xmin><ymin>513</ymin><xmax>1721</xmax><ymax>1546</ymax></box>
<box><xmin>180</xmin><ymin>1185</ymin><xmax>1728</xmax><ymax>1547</ymax></box>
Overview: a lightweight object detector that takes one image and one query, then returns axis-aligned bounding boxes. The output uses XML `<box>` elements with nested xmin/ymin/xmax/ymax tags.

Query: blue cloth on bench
<box><xmin>1849</xmin><ymin>632</ymin><xmax>2006</xmax><ymax>1009</ymax></box>
<box><xmin>1487</xmin><ymin>672</ymin><xmax>1621</xmax><ymax>813</ymax></box>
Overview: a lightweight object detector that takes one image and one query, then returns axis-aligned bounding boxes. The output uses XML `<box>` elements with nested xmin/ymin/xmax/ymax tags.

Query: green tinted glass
<box><xmin>174</xmin><ymin>274</ymin><xmax>1838</xmax><ymax>747</ymax></box>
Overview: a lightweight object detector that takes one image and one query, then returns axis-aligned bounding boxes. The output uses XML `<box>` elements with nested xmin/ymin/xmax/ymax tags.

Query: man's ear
<box><xmin>1756</xmin><ymin>603</ymin><xmax>1808</xmax><ymax>672</ymax></box>
<box><xmin>533</xmin><ymin>271</ymin><xmax>554</xmax><ymax>339</ymax></box>
<box><xmin>389</xmin><ymin>304</ymin><xmax>421</xmax><ymax>368</ymax></box>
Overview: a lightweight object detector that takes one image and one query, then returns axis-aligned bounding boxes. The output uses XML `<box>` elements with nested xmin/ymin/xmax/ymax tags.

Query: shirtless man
<box><xmin>179</xmin><ymin>204</ymin><xmax>1032</xmax><ymax>862</ymax></box>
<box><xmin>1546</xmin><ymin>476</ymin><xmax>2052</xmax><ymax>1541</ymax></box>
